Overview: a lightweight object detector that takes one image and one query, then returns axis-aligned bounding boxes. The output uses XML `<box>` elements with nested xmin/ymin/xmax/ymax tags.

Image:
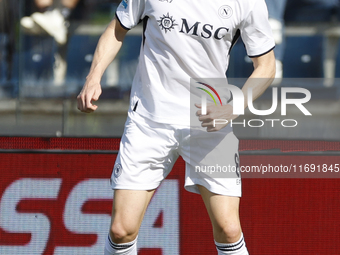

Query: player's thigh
<box><xmin>198</xmin><ymin>185</ymin><xmax>241</xmax><ymax>242</ymax></box>
<box><xmin>110</xmin><ymin>189</ymin><xmax>156</xmax><ymax>239</ymax></box>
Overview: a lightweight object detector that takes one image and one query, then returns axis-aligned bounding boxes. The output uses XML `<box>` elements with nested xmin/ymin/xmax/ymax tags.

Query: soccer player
<box><xmin>77</xmin><ymin>0</ymin><xmax>276</xmax><ymax>254</ymax></box>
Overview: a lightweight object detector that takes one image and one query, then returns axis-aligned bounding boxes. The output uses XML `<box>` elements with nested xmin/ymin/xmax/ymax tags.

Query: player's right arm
<box><xmin>77</xmin><ymin>18</ymin><xmax>128</xmax><ymax>113</ymax></box>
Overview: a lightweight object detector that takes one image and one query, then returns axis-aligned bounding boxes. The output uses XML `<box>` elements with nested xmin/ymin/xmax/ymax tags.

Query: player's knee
<box><xmin>110</xmin><ymin>223</ymin><xmax>138</xmax><ymax>243</ymax></box>
<box><xmin>110</xmin><ymin>224</ymin><xmax>127</xmax><ymax>242</ymax></box>
<box><xmin>217</xmin><ymin>223</ymin><xmax>242</xmax><ymax>243</ymax></box>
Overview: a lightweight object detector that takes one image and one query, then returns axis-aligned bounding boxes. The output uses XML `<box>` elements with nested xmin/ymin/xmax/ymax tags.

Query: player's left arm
<box><xmin>197</xmin><ymin>49</ymin><xmax>276</xmax><ymax>132</ymax></box>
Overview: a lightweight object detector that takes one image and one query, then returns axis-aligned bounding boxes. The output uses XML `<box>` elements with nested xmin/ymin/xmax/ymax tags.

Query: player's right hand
<box><xmin>77</xmin><ymin>79</ymin><xmax>102</xmax><ymax>113</ymax></box>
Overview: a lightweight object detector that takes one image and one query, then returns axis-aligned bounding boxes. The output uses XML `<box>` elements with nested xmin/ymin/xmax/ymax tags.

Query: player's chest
<box><xmin>145</xmin><ymin>0</ymin><xmax>241</xmax><ymax>40</ymax></box>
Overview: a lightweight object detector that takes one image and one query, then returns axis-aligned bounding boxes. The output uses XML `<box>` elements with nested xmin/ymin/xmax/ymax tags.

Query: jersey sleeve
<box><xmin>240</xmin><ymin>0</ymin><xmax>275</xmax><ymax>58</ymax></box>
<box><xmin>116</xmin><ymin>0</ymin><xmax>145</xmax><ymax>30</ymax></box>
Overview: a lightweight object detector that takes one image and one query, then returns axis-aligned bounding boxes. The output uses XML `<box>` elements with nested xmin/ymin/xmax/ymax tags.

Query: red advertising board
<box><xmin>0</xmin><ymin>138</ymin><xmax>340</xmax><ymax>254</ymax></box>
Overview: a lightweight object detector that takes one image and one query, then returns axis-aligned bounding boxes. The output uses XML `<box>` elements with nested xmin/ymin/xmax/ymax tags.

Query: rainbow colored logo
<box><xmin>196</xmin><ymin>82</ymin><xmax>223</xmax><ymax>106</ymax></box>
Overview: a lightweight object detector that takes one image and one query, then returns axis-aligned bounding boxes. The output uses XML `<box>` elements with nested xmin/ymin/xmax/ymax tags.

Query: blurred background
<box><xmin>0</xmin><ymin>0</ymin><xmax>340</xmax><ymax>139</ymax></box>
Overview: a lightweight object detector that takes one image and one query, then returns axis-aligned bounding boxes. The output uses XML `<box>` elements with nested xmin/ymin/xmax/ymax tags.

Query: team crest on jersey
<box><xmin>218</xmin><ymin>5</ymin><xmax>233</xmax><ymax>19</ymax></box>
<box><xmin>113</xmin><ymin>163</ymin><xmax>123</xmax><ymax>178</ymax></box>
<box><xmin>157</xmin><ymin>13</ymin><xmax>178</xmax><ymax>33</ymax></box>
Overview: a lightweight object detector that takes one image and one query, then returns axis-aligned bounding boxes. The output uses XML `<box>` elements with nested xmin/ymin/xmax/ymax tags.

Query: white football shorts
<box><xmin>110</xmin><ymin>111</ymin><xmax>241</xmax><ymax>197</ymax></box>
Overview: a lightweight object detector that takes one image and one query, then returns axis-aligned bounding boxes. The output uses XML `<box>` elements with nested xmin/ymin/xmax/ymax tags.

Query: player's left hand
<box><xmin>195</xmin><ymin>103</ymin><xmax>238</xmax><ymax>132</ymax></box>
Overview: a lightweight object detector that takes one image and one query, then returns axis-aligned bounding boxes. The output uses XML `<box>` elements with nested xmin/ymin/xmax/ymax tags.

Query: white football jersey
<box><xmin>116</xmin><ymin>0</ymin><xmax>275</xmax><ymax>125</ymax></box>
